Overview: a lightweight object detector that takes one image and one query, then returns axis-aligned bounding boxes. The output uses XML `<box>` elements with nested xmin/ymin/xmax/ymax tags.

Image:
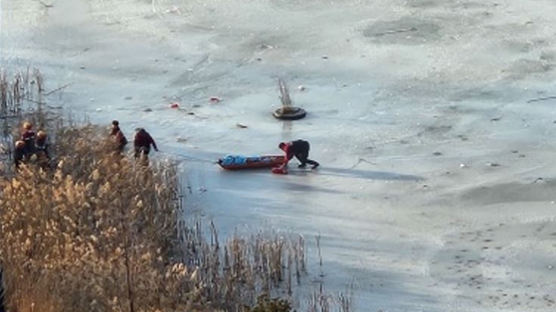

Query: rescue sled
<box><xmin>217</xmin><ymin>154</ymin><xmax>285</xmax><ymax>170</ymax></box>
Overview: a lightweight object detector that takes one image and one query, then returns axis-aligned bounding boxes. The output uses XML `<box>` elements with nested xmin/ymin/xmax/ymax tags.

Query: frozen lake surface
<box><xmin>3</xmin><ymin>0</ymin><xmax>556</xmax><ymax>310</ymax></box>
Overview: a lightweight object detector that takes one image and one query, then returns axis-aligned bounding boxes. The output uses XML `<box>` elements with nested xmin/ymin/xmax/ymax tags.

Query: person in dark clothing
<box><xmin>110</xmin><ymin>120</ymin><xmax>128</xmax><ymax>152</ymax></box>
<box><xmin>134</xmin><ymin>128</ymin><xmax>158</xmax><ymax>159</ymax></box>
<box><xmin>20</xmin><ymin>121</ymin><xmax>36</xmax><ymax>157</ymax></box>
<box><xmin>277</xmin><ymin>139</ymin><xmax>319</xmax><ymax>172</ymax></box>
<box><xmin>34</xmin><ymin>131</ymin><xmax>51</xmax><ymax>169</ymax></box>
<box><xmin>14</xmin><ymin>140</ymin><xmax>25</xmax><ymax>169</ymax></box>
<box><xmin>35</xmin><ymin>130</ymin><xmax>50</xmax><ymax>159</ymax></box>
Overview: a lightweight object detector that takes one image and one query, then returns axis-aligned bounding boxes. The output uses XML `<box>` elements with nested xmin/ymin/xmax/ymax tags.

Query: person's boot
<box><xmin>311</xmin><ymin>163</ymin><xmax>319</xmax><ymax>169</ymax></box>
<box><xmin>298</xmin><ymin>163</ymin><xmax>307</xmax><ymax>168</ymax></box>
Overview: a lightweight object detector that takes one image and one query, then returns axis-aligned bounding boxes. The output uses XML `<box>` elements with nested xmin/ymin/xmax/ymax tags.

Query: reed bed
<box><xmin>0</xmin><ymin>125</ymin><xmax>311</xmax><ymax>312</ymax></box>
<box><xmin>177</xmin><ymin>219</ymin><xmax>307</xmax><ymax>310</ymax></box>
<box><xmin>0</xmin><ymin>70</ymin><xmax>353</xmax><ymax>312</ymax></box>
<box><xmin>0</xmin><ymin>68</ymin><xmax>45</xmax><ymax>132</ymax></box>
<box><xmin>0</xmin><ymin>68</ymin><xmax>58</xmax><ymax>175</ymax></box>
<box><xmin>1</xmin><ymin>127</ymin><xmax>190</xmax><ymax>312</ymax></box>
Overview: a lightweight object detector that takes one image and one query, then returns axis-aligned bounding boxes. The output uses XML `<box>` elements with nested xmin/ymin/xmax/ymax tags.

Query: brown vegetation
<box><xmin>1</xmin><ymin>69</ymin><xmax>55</xmax><ymax>176</ymax></box>
<box><xmin>0</xmin><ymin>126</ymin><xmax>190</xmax><ymax>311</ymax></box>
<box><xmin>0</xmin><ymin>70</ymin><xmax>353</xmax><ymax>312</ymax></box>
<box><xmin>0</xmin><ymin>125</ymin><xmax>309</xmax><ymax>312</ymax></box>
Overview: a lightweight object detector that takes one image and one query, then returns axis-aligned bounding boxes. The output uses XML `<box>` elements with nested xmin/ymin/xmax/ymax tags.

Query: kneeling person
<box><xmin>277</xmin><ymin>139</ymin><xmax>319</xmax><ymax>172</ymax></box>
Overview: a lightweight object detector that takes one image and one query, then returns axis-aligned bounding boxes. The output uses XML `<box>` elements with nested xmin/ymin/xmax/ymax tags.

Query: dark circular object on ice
<box><xmin>273</xmin><ymin>107</ymin><xmax>306</xmax><ymax>120</ymax></box>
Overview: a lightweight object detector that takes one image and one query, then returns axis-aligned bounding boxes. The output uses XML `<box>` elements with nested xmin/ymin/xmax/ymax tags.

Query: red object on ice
<box><xmin>170</xmin><ymin>102</ymin><xmax>180</xmax><ymax>109</ymax></box>
<box><xmin>209</xmin><ymin>97</ymin><xmax>221</xmax><ymax>103</ymax></box>
<box><xmin>272</xmin><ymin>167</ymin><xmax>288</xmax><ymax>175</ymax></box>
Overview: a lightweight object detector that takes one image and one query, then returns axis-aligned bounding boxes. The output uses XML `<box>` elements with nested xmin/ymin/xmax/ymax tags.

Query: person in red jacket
<box><xmin>110</xmin><ymin>120</ymin><xmax>128</xmax><ymax>153</ymax></box>
<box><xmin>133</xmin><ymin>128</ymin><xmax>158</xmax><ymax>159</ymax></box>
<box><xmin>274</xmin><ymin>139</ymin><xmax>319</xmax><ymax>174</ymax></box>
<box><xmin>20</xmin><ymin>121</ymin><xmax>36</xmax><ymax>157</ymax></box>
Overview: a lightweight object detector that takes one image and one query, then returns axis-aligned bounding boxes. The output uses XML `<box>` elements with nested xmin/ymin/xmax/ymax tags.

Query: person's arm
<box><xmin>149</xmin><ymin>134</ymin><xmax>159</xmax><ymax>151</ymax></box>
<box><xmin>282</xmin><ymin>157</ymin><xmax>289</xmax><ymax>167</ymax></box>
<box><xmin>281</xmin><ymin>145</ymin><xmax>292</xmax><ymax>167</ymax></box>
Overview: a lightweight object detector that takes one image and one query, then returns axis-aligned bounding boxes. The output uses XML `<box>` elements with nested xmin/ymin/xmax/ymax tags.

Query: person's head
<box><xmin>37</xmin><ymin>131</ymin><xmax>47</xmax><ymax>140</ymax></box>
<box><xmin>112</xmin><ymin>120</ymin><xmax>119</xmax><ymax>127</ymax></box>
<box><xmin>15</xmin><ymin>140</ymin><xmax>25</xmax><ymax>150</ymax></box>
<box><xmin>23</xmin><ymin>121</ymin><xmax>32</xmax><ymax>130</ymax></box>
<box><xmin>278</xmin><ymin>142</ymin><xmax>287</xmax><ymax>151</ymax></box>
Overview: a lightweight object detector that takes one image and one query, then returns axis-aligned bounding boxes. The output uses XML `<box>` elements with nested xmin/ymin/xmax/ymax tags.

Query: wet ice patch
<box><xmin>406</xmin><ymin>0</ymin><xmax>489</xmax><ymax>10</ymax></box>
<box><xmin>460</xmin><ymin>180</ymin><xmax>556</xmax><ymax>205</ymax></box>
<box><xmin>363</xmin><ymin>17</ymin><xmax>441</xmax><ymax>45</ymax></box>
<box><xmin>405</xmin><ymin>0</ymin><xmax>441</xmax><ymax>9</ymax></box>
<box><xmin>500</xmin><ymin>39</ymin><xmax>548</xmax><ymax>54</ymax></box>
<box><xmin>503</xmin><ymin>59</ymin><xmax>553</xmax><ymax>80</ymax></box>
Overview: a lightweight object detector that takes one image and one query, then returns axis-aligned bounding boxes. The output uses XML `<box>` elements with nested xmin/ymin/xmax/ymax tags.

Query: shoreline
<box><xmin>3</xmin><ymin>0</ymin><xmax>556</xmax><ymax>310</ymax></box>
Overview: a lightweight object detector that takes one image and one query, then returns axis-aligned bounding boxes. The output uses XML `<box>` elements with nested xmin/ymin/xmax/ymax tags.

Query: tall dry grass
<box><xmin>0</xmin><ymin>125</ymin><xmax>311</xmax><ymax>312</ymax></box>
<box><xmin>0</xmin><ymin>69</ymin><xmax>354</xmax><ymax>312</ymax></box>
<box><xmin>177</xmin><ymin>221</ymin><xmax>307</xmax><ymax>310</ymax></box>
<box><xmin>1</xmin><ymin>68</ymin><xmax>58</xmax><ymax>176</ymax></box>
<box><xmin>0</xmin><ymin>68</ymin><xmax>45</xmax><ymax>133</ymax></box>
<box><xmin>0</xmin><ymin>126</ymin><xmax>194</xmax><ymax>312</ymax></box>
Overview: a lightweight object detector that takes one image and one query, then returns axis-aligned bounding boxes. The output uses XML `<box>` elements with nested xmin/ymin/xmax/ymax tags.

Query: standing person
<box><xmin>20</xmin><ymin>121</ymin><xmax>36</xmax><ymax>157</ymax></box>
<box><xmin>13</xmin><ymin>140</ymin><xmax>25</xmax><ymax>169</ymax></box>
<box><xmin>133</xmin><ymin>128</ymin><xmax>158</xmax><ymax>159</ymax></box>
<box><xmin>110</xmin><ymin>120</ymin><xmax>127</xmax><ymax>153</ymax></box>
<box><xmin>274</xmin><ymin>139</ymin><xmax>319</xmax><ymax>174</ymax></box>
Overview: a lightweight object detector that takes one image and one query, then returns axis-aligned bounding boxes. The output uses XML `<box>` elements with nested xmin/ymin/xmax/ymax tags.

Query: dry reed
<box><xmin>0</xmin><ymin>70</ymin><xmax>354</xmax><ymax>312</ymax></box>
<box><xmin>0</xmin><ymin>126</ymin><xmax>193</xmax><ymax>312</ymax></box>
<box><xmin>1</xmin><ymin>68</ymin><xmax>57</xmax><ymax>176</ymax></box>
<box><xmin>0</xmin><ymin>125</ymin><xmax>309</xmax><ymax>312</ymax></box>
